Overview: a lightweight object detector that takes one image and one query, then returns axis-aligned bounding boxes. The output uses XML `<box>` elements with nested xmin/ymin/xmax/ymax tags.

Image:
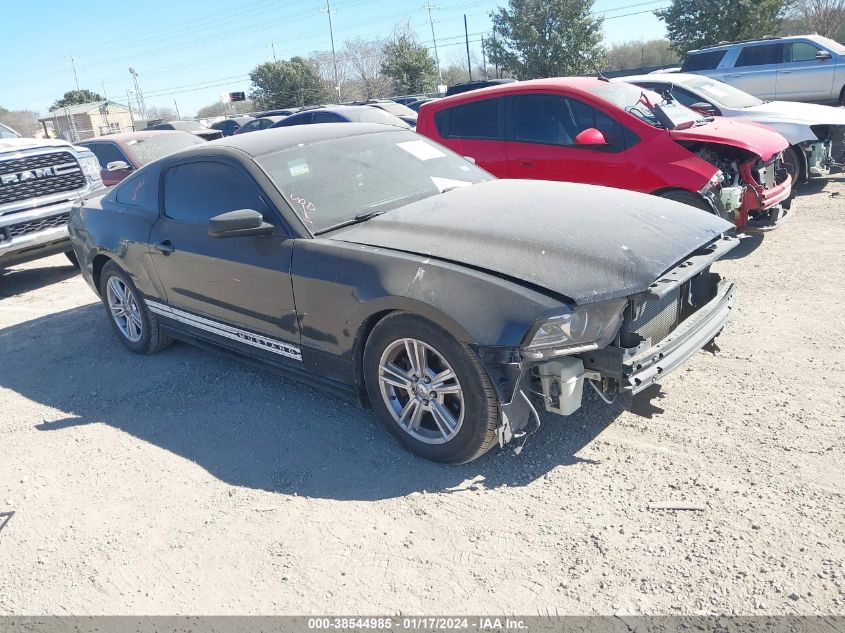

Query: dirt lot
<box><xmin>0</xmin><ymin>178</ymin><xmax>843</xmax><ymax>616</ymax></box>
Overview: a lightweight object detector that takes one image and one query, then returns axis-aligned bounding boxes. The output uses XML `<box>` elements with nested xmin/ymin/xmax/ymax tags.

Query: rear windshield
<box><xmin>125</xmin><ymin>133</ymin><xmax>204</xmax><ymax>166</ymax></box>
<box><xmin>348</xmin><ymin>108</ymin><xmax>410</xmax><ymax>127</ymax></box>
<box><xmin>681</xmin><ymin>50</ymin><xmax>727</xmax><ymax>71</ymax></box>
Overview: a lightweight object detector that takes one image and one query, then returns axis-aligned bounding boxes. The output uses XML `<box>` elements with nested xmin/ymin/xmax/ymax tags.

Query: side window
<box><xmin>681</xmin><ymin>50</ymin><xmax>727</xmax><ymax>71</ymax></box>
<box><xmin>275</xmin><ymin>114</ymin><xmax>311</xmax><ymax>127</ymax></box>
<box><xmin>163</xmin><ymin>162</ymin><xmax>271</xmax><ymax>225</ymax></box>
<box><xmin>672</xmin><ymin>87</ymin><xmax>705</xmax><ymax>108</ymax></box>
<box><xmin>566</xmin><ymin>98</ymin><xmax>621</xmax><ymax>147</ymax></box>
<box><xmin>788</xmin><ymin>42</ymin><xmax>821</xmax><ymax>62</ymax></box>
<box><xmin>313</xmin><ymin>111</ymin><xmax>342</xmax><ymax>123</ymax></box>
<box><xmin>512</xmin><ymin>94</ymin><xmax>576</xmax><ymax>146</ymax></box>
<box><xmin>115</xmin><ymin>169</ymin><xmax>157</xmax><ymax>209</ymax></box>
<box><xmin>86</xmin><ymin>143</ymin><xmax>128</xmax><ymax>168</ymax></box>
<box><xmin>736</xmin><ymin>44</ymin><xmax>783</xmax><ymax>67</ymax></box>
<box><xmin>258</xmin><ymin>119</ymin><xmax>274</xmax><ymax>129</ymax></box>
<box><xmin>437</xmin><ymin>98</ymin><xmax>500</xmax><ymax>140</ymax></box>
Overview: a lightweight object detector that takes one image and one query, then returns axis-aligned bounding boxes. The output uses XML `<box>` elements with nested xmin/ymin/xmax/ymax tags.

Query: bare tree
<box><xmin>344</xmin><ymin>37</ymin><xmax>390</xmax><ymax>99</ymax></box>
<box><xmin>787</xmin><ymin>0</ymin><xmax>845</xmax><ymax>37</ymax></box>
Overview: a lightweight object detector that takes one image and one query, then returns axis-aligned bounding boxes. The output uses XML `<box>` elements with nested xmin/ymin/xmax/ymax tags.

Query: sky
<box><xmin>0</xmin><ymin>0</ymin><xmax>667</xmax><ymax>117</ymax></box>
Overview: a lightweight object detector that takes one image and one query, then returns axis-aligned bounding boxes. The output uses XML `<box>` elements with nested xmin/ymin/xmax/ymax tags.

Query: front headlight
<box><xmin>522</xmin><ymin>299</ymin><xmax>626</xmax><ymax>360</ymax></box>
<box><xmin>77</xmin><ymin>154</ymin><xmax>102</xmax><ymax>180</ymax></box>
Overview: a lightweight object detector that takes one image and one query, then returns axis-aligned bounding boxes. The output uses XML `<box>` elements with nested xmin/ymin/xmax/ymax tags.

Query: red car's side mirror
<box><xmin>574</xmin><ymin>128</ymin><xmax>608</xmax><ymax>146</ymax></box>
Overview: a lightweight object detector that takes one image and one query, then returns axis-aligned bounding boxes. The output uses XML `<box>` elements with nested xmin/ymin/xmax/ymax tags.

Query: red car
<box><xmin>417</xmin><ymin>77</ymin><xmax>793</xmax><ymax>230</ymax></box>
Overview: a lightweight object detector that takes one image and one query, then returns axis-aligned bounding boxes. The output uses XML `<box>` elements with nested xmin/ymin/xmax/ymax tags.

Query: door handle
<box><xmin>154</xmin><ymin>240</ymin><xmax>175</xmax><ymax>255</ymax></box>
<box><xmin>519</xmin><ymin>161</ymin><xmax>534</xmax><ymax>167</ymax></box>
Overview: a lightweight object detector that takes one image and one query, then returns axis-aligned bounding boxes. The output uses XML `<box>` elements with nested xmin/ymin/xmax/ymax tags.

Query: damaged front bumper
<box><xmin>480</xmin><ymin>236</ymin><xmax>738</xmax><ymax>446</ymax></box>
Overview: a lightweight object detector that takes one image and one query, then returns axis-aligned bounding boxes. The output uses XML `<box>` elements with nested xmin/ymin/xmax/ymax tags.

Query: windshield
<box><xmin>682</xmin><ymin>76</ymin><xmax>763</xmax><ymax>108</ymax></box>
<box><xmin>255</xmin><ymin>130</ymin><xmax>490</xmax><ymax>234</ymax></box>
<box><xmin>589</xmin><ymin>81</ymin><xmax>706</xmax><ymax>129</ymax></box>
<box><xmin>168</xmin><ymin>120</ymin><xmax>203</xmax><ymax>131</ymax></box>
<box><xmin>349</xmin><ymin>108</ymin><xmax>410</xmax><ymax>128</ymax></box>
<box><xmin>125</xmin><ymin>133</ymin><xmax>204</xmax><ymax>166</ymax></box>
<box><xmin>814</xmin><ymin>36</ymin><xmax>845</xmax><ymax>54</ymax></box>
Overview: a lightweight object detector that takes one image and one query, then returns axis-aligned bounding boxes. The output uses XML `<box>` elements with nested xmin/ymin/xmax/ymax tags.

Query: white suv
<box><xmin>681</xmin><ymin>35</ymin><xmax>845</xmax><ymax>105</ymax></box>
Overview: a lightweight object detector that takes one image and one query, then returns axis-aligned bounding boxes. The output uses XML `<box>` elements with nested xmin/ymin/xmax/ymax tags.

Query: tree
<box><xmin>606</xmin><ymin>38</ymin><xmax>679</xmax><ymax>71</ymax></box>
<box><xmin>657</xmin><ymin>0</ymin><xmax>789</xmax><ymax>54</ymax></box>
<box><xmin>785</xmin><ymin>0</ymin><xmax>845</xmax><ymax>38</ymax></box>
<box><xmin>249</xmin><ymin>57</ymin><xmax>330</xmax><ymax>109</ymax></box>
<box><xmin>380</xmin><ymin>26</ymin><xmax>439</xmax><ymax>95</ymax></box>
<box><xmin>49</xmin><ymin>89</ymin><xmax>103</xmax><ymax>111</ymax></box>
<box><xmin>0</xmin><ymin>107</ymin><xmax>40</xmax><ymax>136</ymax></box>
<box><xmin>144</xmin><ymin>106</ymin><xmax>177</xmax><ymax>121</ymax></box>
<box><xmin>344</xmin><ymin>37</ymin><xmax>391</xmax><ymax>99</ymax></box>
<box><xmin>196</xmin><ymin>99</ymin><xmax>256</xmax><ymax>119</ymax></box>
<box><xmin>484</xmin><ymin>0</ymin><xmax>606</xmax><ymax>79</ymax></box>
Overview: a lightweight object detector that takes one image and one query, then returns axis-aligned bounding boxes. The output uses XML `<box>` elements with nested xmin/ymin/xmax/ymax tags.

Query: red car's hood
<box><xmin>669</xmin><ymin>118</ymin><xmax>788</xmax><ymax>161</ymax></box>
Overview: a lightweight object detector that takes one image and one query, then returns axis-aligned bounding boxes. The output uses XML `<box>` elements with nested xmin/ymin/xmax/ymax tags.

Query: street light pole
<box><xmin>320</xmin><ymin>0</ymin><xmax>341</xmax><ymax>101</ymax></box>
<box><xmin>424</xmin><ymin>4</ymin><xmax>443</xmax><ymax>85</ymax></box>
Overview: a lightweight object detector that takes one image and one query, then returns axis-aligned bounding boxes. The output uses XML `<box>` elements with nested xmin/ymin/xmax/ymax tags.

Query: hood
<box><xmin>329</xmin><ymin>180</ymin><xmax>733</xmax><ymax>304</ymax></box>
<box><xmin>742</xmin><ymin>100</ymin><xmax>845</xmax><ymax>127</ymax></box>
<box><xmin>0</xmin><ymin>137</ymin><xmax>76</xmax><ymax>152</ymax></box>
<box><xmin>670</xmin><ymin>117</ymin><xmax>788</xmax><ymax>161</ymax></box>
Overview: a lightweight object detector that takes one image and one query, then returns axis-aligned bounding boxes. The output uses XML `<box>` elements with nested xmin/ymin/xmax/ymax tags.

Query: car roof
<box><xmin>688</xmin><ymin>34</ymin><xmax>824</xmax><ymax>53</ymax></box>
<box><xmin>199</xmin><ymin>122</ymin><xmax>408</xmax><ymax>157</ymax></box>
<box><xmin>77</xmin><ymin>130</ymin><xmax>191</xmax><ymax>144</ymax></box>
<box><xmin>434</xmin><ymin>76</ymin><xmax>610</xmax><ymax>103</ymax></box>
<box><xmin>255</xmin><ymin>115</ymin><xmax>288</xmax><ymax>122</ymax></box>
<box><xmin>616</xmin><ymin>72</ymin><xmax>701</xmax><ymax>84</ymax></box>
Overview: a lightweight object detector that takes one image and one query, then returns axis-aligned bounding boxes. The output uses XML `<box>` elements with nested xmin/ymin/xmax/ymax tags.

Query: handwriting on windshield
<box><xmin>289</xmin><ymin>193</ymin><xmax>315</xmax><ymax>224</ymax></box>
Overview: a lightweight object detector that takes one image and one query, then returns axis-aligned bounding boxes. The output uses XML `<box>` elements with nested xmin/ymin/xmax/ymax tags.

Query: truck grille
<box><xmin>0</xmin><ymin>152</ymin><xmax>86</xmax><ymax>207</ymax></box>
<box><xmin>621</xmin><ymin>286</ymin><xmax>684</xmax><ymax>347</ymax></box>
<box><xmin>3</xmin><ymin>212</ymin><xmax>70</xmax><ymax>240</ymax></box>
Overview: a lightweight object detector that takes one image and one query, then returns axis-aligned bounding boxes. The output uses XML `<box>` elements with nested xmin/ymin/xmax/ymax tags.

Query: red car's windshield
<box><xmin>587</xmin><ymin>82</ymin><xmax>707</xmax><ymax>130</ymax></box>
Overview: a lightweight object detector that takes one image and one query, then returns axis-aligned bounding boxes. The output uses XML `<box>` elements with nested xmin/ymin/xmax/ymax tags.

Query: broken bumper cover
<box><xmin>620</xmin><ymin>278</ymin><xmax>735</xmax><ymax>403</ymax></box>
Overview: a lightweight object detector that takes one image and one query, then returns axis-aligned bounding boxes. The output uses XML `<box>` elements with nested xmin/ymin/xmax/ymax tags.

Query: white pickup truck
<box><xmin>0</xmin><ymin>128</ymin><xmax>103</xmax><ymax>270</ymax></box>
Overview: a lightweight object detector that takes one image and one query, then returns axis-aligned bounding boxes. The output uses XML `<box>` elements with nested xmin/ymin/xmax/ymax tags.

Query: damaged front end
<box><xmin>801</xmin><ymin>124</ymin><xmax>845</xmax><ymax>178</ymax></box>
<box><xmin>481</xmin><ymin>235</ymin><xmax>739</xmax><ymax>446</ymax></box>
<box><xmin>694</xmin><ymin>144</ymin><xmax>793</xmax><ymax>231</ymax></box>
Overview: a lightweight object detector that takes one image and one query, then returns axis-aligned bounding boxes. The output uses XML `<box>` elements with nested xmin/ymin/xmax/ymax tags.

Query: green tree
<box><xmin>248</xmin><ymin>57</ymin><xmax>330</xmax><ymax>109</ymax></box>
<box><xmin>380</xmin><ymin>27</ymin><xmax>438</xmax><ymax>94</ymax></box>
<box><xmin>657</xmin><ymin>0</ymin><xmax>789</xmax><ymax>54</ymax></box>
<box><xmin>485</xmin><ymin>0</ymin><xmax>606</xmax><ymax>79</ymax></box>
<box><xmin>49</xmin><ymin>89</ymin><xmax>104</xmax><ymax>111</ymax></box>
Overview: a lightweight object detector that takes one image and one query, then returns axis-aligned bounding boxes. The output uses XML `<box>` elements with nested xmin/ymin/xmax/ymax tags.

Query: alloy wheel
<box><xmin>377</xmin><ymin>337</ymin><xmax>464</xmax><ymax>445</ymax></box>
<box><xmin>106</xmin><ymin>276</ymin><xmax>143</xmax><ymax>343</ymax></box>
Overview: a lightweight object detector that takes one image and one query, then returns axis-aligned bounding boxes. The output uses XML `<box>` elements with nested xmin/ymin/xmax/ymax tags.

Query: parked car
<box><xmin>445</xmin><ymin>78</ymin><xmax>516</xmax><ymax>96</ymax></box>
<box><xmin>624</xmin><ymin>72</ymin><xmax>845</xmax><ymax>182</ymax></box>
<box><xmin>417</xmin><ymin>77</ymin><xmax>794</xmax><ymax>231</ymax></box>
<box><xmin>234</xmin><ymin>116</ymin><xmax>288</xmax><ymax>134</ymax></box>
<box><xmin>69</xmin><ymin>123</ymin><xmax>738</xmax><ymax>463</ymax></box>
<box><xmin>77</xmin><ymin>131</ymin><xmax>205</xmax><ymax>186</ymax></box>
<box><xmin>148</xmin><ymin>120</ymin><xmax>223</xmax><ymax>141</ymax></box>
<box><xmin>211</xmin><ymin>116</ymin><xmax>254</xmax><ymax>136</ymax></box>
<box><xmin>681</xmin><ymin>35</ymin><xmax>845</xmax><ymax>105</ymax></box>
<box><xmin>349</xmin><ymin>99</ymin><xmax>418</xmax><ymax>127</ymax></box>
<box><xmin>407</xmin><ymin>98</ymin><xmax>437</xmax><ymax>112</ymax></box>
<box><xmin>270</xmin><ymin>105</ymin><xmax>409</xmax><ymax>129</ymax></box>
<box><xmin>254</xmin><ymin>108</ymin><xmax>302</xmax><ymax>117</ymax></box>
<box><xmin>1</xmin><ymin>137</ymin><xmax>102</xmax><ymax>270</ymax></box>
<box><xmin>0</xmin><ymin>122</ymin><xmax>19</xmax><ymax>138</ymax></box>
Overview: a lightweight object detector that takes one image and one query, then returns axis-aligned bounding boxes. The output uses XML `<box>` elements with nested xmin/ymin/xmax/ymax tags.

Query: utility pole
<box><xmin>492</xmin><ymin>28</ymin><xmax>499</xmax><ymax>78</ymax></box>
<box><xmin>481</xmin><ymin>35</ymin><xmax>488</xmax><ymax>79</ymax></box>
<box><xmin>68</xmin><ymin>56</ymin><xmax>80</xmax><ymax>91</ymax></box>
<box><xmin>424</xmin><ymin>4</ymin><xmax>443</xmax><ymax>85</ymax></box>
<box><xmin>174</xmin><ymin>99</ymin><xmax>181</xmax><ymax>120</ymax></box>
<box><xmin>319</xmin><ymin>0</ymin><xmax>341</xmax><ymax>101</ymax></box>
<box><xmin>464</xmin><ymin>14</ymin><xmax>472</xmax><ymax>82</ymax></box>
<box><xmin>126</xmin><ymin>89</ymin><xmax>136</xmax><ymax>131</ymax></box>
<box><xmin>271</xmin><ymin>41</ymin><xmax>278</xmax><ymax>62</ymax></box>
<box><xmin>129</xmin><ymin>67</ymin><xmax>147</xmax><ymax>119</ymax></box>
<box><xmin>101</xmin><ymin>81</ymin><xmax>108</xmax><ymax>100</ymax></box>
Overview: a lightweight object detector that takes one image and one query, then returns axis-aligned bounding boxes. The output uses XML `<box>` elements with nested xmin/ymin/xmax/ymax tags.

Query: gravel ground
<box><xmin>0</xmin><ymin>177</ymin><xmax>843</xmax><ymax>616</ymax></box>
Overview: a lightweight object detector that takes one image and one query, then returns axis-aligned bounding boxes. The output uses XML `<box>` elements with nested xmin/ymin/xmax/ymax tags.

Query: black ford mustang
<box><xmin>69</xmin><ymin>123</ymin><xmax>738</xmax><ymax>463</ymax></box>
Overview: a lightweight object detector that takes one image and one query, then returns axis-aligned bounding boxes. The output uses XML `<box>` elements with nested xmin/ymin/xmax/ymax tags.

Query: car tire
<box><xmin>782</xmin><ymin>146</ymin><xmax>803</xmax><ymax>183</ymax></box>
<box><xmin>363</xmin><ymin>312</ymin><xmax>500</xmax><ymax>464</ymax></box>
<box><xmin>99</xmin><ymin>261</ymin><xmax>173</xmax><ymax>355</ymax></box>
<box><xmin>65</xmin><ymin>250</ymin><xmax>80</xmax><ymax>269</ymax></box>
<box><xmin>658</xmin><ymin>189</ymin><xmax>713</xmax><ymax>213</ymax></box>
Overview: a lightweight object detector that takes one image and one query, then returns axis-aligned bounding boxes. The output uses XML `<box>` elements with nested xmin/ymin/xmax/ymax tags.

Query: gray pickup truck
<box><xmin>682</xmin><ymin>35</ymin><xmax>845</xmax><ymax>105</ymax></box>
<box><xmin>1</xmin><ymin>130</ymin><xmax>103</xmax><ymax>270</ymax></box>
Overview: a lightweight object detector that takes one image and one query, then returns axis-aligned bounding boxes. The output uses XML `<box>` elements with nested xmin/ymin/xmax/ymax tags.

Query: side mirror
<box><xmin>208</xmin><ymin>209</ymin><xmax>274</xmax><ymax>238</ymax></box>
<box><xmin>816</xmin><ymin>50</ymin><xmax>832</xmax><ymax>61</ymax></box>
<box><xmin>106</xmin><ymin>160</ymin><xmax>131</xmax><ymax>171</ymax></box>
<box><xmin>690</xmin><ymin>102</ymin><xmax>718</xmax><ymax>116</ymax></box>
<box><xmin>463</xmin><ymin>156</ymin><xmax>477</xmax><ymax>164</ymax></box>
<box><xmin>574</xmin><ymin>128</ymin><xmax>608</xmax><ymax>146</ymax></box>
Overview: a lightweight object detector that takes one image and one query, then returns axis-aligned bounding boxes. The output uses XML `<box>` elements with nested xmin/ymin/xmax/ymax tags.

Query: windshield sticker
<box><xmin>430</xmin><ymin>177</ymin><xmax>471</xmax><ymax>192</ymax></box>
<box><xmin>397</xmin><ymin>140</ymin><xmax>446</xmax><ymax>161</ymax></box>
<box><xmin>289</xmin><ymin>193</ymin><xmax>315</xmax><ymax>224</ymax></box>
<box><xmin>288</xmin><ymin>157</ymin><xmax>310</xmax><ymax>177</ymax></box>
